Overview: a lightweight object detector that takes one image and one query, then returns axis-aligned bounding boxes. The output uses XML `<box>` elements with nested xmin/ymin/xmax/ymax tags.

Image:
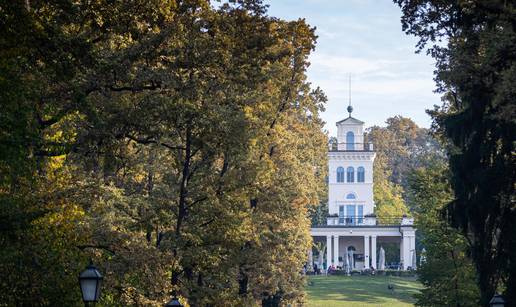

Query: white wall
<box><xmin>337</xmin><ymin>123</ymin><xmax>364</xmax><ymax>150</ymax></box>
<box><xmin>328</xmin><ymin>153</ymin><xmax>375</xmax><ymax>215</ymax></box>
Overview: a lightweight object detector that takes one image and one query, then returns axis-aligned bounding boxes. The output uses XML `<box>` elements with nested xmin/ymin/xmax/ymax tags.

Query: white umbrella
<box><xmin>411</xmin><ymin>249</ymin><xmax>417</xmax><ymax>269</ymax></box>
<box><xmin>318</xmin><ymin>251</ymin><xmax>323</xmax><ymax>268</ymax></box>
<box><xmin>378</xmin><ymin>246</ymin><xmax>386</xmax><ymax>270</ymax></box>
<box><xmin>420</xmin><ymin>248</ymin><xmax>426</xmax><ymax>266</ymax></box>
<box><xmin>345</xmin><ymin>251</ymin><xmax>350</xmax><ymax>274</ymax></box>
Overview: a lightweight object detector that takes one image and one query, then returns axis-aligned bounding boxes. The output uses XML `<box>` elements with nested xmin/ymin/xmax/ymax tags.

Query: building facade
<box><xmin>309</xmin><ymin>109</ymin><xmax>416</xmax><ymax>271</ymax></box>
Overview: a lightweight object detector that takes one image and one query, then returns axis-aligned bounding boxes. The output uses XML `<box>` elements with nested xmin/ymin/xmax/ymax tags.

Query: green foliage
<box><xmin>395</xmin><ymin>0</ymin><xmax>516</xmax><ymax>304</ymax></box>
<box><xmin>372</xmin><ymin>162</ymin><xmax>407</xmax><ymax>224</ymax></box>
<box><xmin>408</xmin><ymin>162</ymin><xmax>479</xmax><ymax>306</ymax></box>
<box><xmin>367</xmin><ymin>116</ymin><xmax>444</xmax><ymax>206</ymax></box>
<box><xmin>0</xmin><ymin>0</ymin><xmax>327</xmax><ymax>305</ymax></box>
<box><xmin>366</xmin><ymin>116</ymin><xmax>443</xmax><ymax>223</ymax></box>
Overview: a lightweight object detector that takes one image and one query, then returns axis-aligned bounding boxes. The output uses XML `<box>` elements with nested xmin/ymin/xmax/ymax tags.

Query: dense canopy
<box><xmin>0</xmin><ymin>1</ymin><xmax>327</xmax><ymax>305</ymax></box>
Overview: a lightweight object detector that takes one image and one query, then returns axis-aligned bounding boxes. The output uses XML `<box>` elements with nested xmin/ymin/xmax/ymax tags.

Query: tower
<box><xmin>328</xmin><ymin>107</ymin><xmax>375</xmax><ymax>225</ymax></box>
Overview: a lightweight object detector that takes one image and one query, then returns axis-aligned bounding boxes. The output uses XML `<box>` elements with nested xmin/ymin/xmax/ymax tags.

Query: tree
<box><xmin>310</xmin><ymin>137</ymin><xmax>330</xmax><ymax>227</ymax></box>
<box><xmin>1</xmin><ymin>0</ymin><xmax>327</xmax><ymax>305</ymax></box>
<box><xmin>395</xmin><ymin>1</ymin><xmax>516</xmax><ymax>304</ymax></box>
<box><xmin>372</xmin><ymin>158</ymin><xmax>408</xmax><ymax>224</ymax></box>
<box><xmin>408</xmin><ymin>161</ymin><xmax>479</xmax><ymax>306</ymax></box>
<box><xmin>366</xmin><ymin>117</ymin><xmax>444</xmax><ymax>263</ymax></box>
<box><xmin>367</xmin><ymin>116</ymin><xmax>444</xmax><ymax>207</ymax></box>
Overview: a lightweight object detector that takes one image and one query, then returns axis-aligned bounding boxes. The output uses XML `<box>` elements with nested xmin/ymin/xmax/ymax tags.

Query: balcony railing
<box><xmin>329</xmin><ymin>143</ymin><xmax>374</xmax><ymax>152</ymax></box>
<box><xmin>324</xmin><ymin>215</ymin><xmax>414</xmax><ymax>227</ymax></box>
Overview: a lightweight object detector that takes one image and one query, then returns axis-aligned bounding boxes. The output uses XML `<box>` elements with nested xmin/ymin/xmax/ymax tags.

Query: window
<box><xmin>357</xmin><ymin>167</ymin><xmax>365</xmax><ymax>182</ymax></box>
<box><xmin>346</xmin><ymin>131</ymin><xmax>355</xmax><ymax>150</ymax></box>
<box><xmin>337</xmin><ymin>167</ymin><xmax>345</xmax><ymax>183</ymax></box>
<box><xmin>346</xmin><ymin>193</ymin><xmax>356</xmax><ymax>199</ymax></box>
<box><xmin>346</xmin><ymin>205</ymin><xmax>356</xmax><ymax>225</ymax></box>
<box><xmin>347</xmin><ymin>167</ymin><xmax>354</xmax><ymax>183</ymax></box>
<box><xmin>358</xmin><ymin>205</ymin><xmax>363</xmax><ymax>224</ymax></box>
<box><xmin>339</xmin><ymin>206</ymin><xmax>345</xmax><ymax>224</ymax></box>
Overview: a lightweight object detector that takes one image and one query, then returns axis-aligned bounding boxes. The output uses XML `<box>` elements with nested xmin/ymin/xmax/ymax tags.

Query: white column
<box><xmin>326</xmin><ymin>235</ymin><xmax>332</xmax><ymax>269</ymax></box>
<box><xmin>410</xmin><ymin>235</ymin><xmax>416</xmax><ymax>269</ymax></box>
<box><xmin>371</xmin><ymin>235</ymin><xmax>377</xmax><ymax>269</ymax></box>
<box><xmin>402</xmin><ymin>235</ymin><xmax>410</xmax><ymax>270</ymax></box>
<box><xmin>364</xmin><ymin>235</ymin><xmax>370</xmax><ymax>269</ymax></box>
<box><xmin>333</xmin><ymin>235</ymin><xmax>339</xmax><ymax>266</ymax></box>
<box><xmin>400</xmin><ymin>237</ymin><xmax>404</xmax><ymax>269</ymax></box>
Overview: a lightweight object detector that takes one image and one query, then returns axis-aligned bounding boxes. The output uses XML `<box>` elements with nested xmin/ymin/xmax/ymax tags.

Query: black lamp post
<box><xmin>79</xmin><ymin>261</ymin><xmax>103</xmax><ymax>306</ymax></box>
<box><xmin>489</xmin><ymin>294</ymin><xmax>505</xmax><ymax>307</ymax></box>
<box><xmin>165</xmin><ymin>291</ymin><xmax>184</xmax><ymax>307</ymax></box>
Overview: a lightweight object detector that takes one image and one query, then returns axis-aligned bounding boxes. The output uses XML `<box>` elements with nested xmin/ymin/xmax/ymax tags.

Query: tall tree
<box><xmin>367</xmin><ymin>116</ymin><xmax>444</xmax><ymax>206</ymax></box>
<box><xmin>409</xmin><ymin>161</ymin><xmax>479</xmax><ymax>306</ymax></box>
<box><xmin>1</xmin><ymin>0</ymin><xmax>327</xmax><ymax>305</ymax></box>
<box><xmin>395</xmin><ymin>1</ymin><xmax>516</xmax><ymax>304</ymax></box>
<box><xmin>366</xmin><ymin>116</ymin><xmax>442</xmax><ymax>223</ymax></box>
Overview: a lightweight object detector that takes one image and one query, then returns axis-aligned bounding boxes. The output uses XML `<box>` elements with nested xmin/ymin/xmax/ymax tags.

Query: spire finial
<box><xmin>347</xmin><ymin>74</ymin><xmax>353</xmax><ymax>117</ymax></box>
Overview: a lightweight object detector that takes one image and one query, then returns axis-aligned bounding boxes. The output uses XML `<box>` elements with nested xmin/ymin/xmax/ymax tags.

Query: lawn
<box><xmin>306</xmin><ymin>274</ymin><xmax>422</xmax><ymax>307</ymax></box>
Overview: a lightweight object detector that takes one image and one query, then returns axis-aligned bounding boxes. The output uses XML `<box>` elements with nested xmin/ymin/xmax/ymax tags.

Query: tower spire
<box><xmin>347</xmin><ymin>74</ymin><xmax>353</xmax><ymax>117</ymax></box>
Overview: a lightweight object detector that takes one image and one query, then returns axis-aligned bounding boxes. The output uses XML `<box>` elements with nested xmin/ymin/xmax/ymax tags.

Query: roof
<box><xmin>336</xmin><ymin>116</ymin><xmax>364</xmax><ymax>125</ymax></box>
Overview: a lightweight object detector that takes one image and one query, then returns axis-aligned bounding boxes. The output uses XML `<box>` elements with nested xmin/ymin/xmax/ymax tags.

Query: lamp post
<box><xmin>164</xmin><ymin>291</ymin><xmax>183</xmax><ymax>307</ymax></box>
<box><xmin>165</xmin><ymin>290</ymin><xmax>184</xmax><ymax>307</ymax></box>
<box><xmin>489</xmin><ymin>294</ymin><xmax>505</xmax><ymax>307</ymax></box>
<box><xmin>78</xmin><ymin>261</ymin><xmax>103</xmax><ymax>306</ymax></box>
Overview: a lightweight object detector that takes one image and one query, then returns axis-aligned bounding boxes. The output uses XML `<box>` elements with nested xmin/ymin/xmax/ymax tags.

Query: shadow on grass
<box><xmin>306</xmin><ymin>275</ymin><xmax>421</xmax><ymax>305</ymax></box>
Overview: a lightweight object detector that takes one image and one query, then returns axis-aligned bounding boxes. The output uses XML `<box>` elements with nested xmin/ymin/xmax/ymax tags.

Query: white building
<box><xmin>309</xmin><ymin>106</ymin><xmax>416</xmax><ymax>271</ymax></box>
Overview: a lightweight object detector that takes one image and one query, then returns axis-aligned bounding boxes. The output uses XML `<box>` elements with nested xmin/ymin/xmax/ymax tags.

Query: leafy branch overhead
<box><xmin>1</xmin><ymin>1</ymin><xmax>327</xmax><ymax>306</ymax></box>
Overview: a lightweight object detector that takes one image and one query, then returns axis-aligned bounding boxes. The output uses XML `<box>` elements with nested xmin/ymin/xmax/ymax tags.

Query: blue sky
<box><xmin>265</xmin><ymin>0</ymin><xmax>440</xmax><ymax>136</ymax></box>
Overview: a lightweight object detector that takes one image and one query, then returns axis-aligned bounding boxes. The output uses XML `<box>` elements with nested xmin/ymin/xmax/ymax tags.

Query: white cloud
<box><xmin>309</xmin><ymin>53</ymin><xmax>395</xmax><ymax>75</ymax></box>
<box><xmin>265</xmin><ymin>0</ymin><xmax>440</xmax><ymax>132</ymax></box>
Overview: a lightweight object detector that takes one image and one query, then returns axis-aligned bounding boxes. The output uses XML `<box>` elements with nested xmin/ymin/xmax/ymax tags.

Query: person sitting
<box><xmin>329</xmin><ymin>264</ymin><xmax>337</xmax><ymax>274</ymax></box>
<box><xmin>327</xmin><ymin>265</ymin><xmax>333</xmax><ymax>275</ymax></box>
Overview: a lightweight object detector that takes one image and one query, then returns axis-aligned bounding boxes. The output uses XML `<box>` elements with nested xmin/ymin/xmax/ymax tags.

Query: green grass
<box><xmin>306</xmin><ymin>275</ymin><xmax>422</xmax><ymax>307</ymax></box>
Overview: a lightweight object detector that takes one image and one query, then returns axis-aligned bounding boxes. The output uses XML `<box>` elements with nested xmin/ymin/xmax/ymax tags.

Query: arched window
<box><xmin>336</xmin><ymin>167</ymin><xmax>345</xmax><ymax>183</ymax></box>
<box><xmin>347</xmin><ymin>167</ymin><xmax>354</xmax><ymax>182</ymax></box>
<box><xmin>357</xmin><ymin>167</ymin><xmax>365</xmax><ymax>182</ymax></box>
<box><xmin>346</xmin><ymin>131</ymin><xmax>355</xmax><ymax>150</ymax></box>
<box><xmin>346</xmin><ymin>193</ymin><xmax>356</xmax><ymax>199</ymax></box>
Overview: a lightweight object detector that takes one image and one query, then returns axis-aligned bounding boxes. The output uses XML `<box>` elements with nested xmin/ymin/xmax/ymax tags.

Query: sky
<box><xmin>264</xmin><ymin>0</ymin><xmax>441</xmax><ymax>136</ymax></box>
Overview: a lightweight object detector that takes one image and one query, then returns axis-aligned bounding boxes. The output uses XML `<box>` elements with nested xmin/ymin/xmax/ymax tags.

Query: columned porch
<box><xmin>310</xmin><ymin>225</ymin><xmax>416</xmax><ymax>271</ymax></box>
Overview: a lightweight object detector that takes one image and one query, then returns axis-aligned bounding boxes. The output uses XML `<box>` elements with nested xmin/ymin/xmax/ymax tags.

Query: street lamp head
<box><xmin>165</xmin><ymin>296</ymin><xmax>183</xmax><ymax>307</ymax></box>
<box><xmin>79</xmin><ymin>261</ymin><xmax>103</xmax><ymax>303</ymax></box>
<box><xmin>489</xmin><ymin>294</ymin><xmax>505</xmax><ymax>307</ymax></box>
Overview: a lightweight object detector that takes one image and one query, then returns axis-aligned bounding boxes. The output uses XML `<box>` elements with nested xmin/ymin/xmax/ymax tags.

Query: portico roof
<box><xmin>336</xmin><ymin>116</ymin><xmax>364</xmax><ymax>125</ymax></box>
<box><xmin>311</xmin><ymin>225</ymin><xmax>405</xmax><ymax>228</ymax></box>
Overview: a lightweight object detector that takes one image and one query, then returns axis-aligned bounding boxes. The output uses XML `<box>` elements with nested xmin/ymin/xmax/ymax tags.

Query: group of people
<box><xmin>326</xmin><ymin>264</ymin><xmax>338</xmax><ymax>274</ymax></box>
<box><xmin>313</xmin><ymin>263</ymin><xmax>321</xmax><ymax>274</ymax></box>
<box><xmin>303</xmin><ymin>263</ymin><xmax>324</xmax><ymax>275</ymax></box>
<box><xmin>304</xmin><ymin>261</ymin><xmax>379</xmax><ymax>275</ymax></box>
